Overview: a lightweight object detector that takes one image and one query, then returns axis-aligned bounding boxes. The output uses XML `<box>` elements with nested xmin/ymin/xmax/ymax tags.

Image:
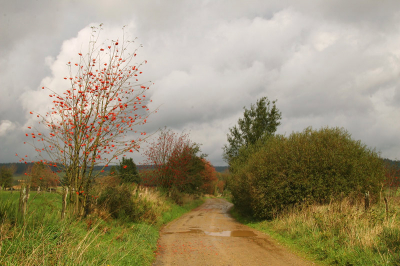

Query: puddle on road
<box><xmin>164</xmin><ymin>229</ymin><xmax>256</xmax><ymax>237</ymax></box>
<box><xmin>164</xmin><ymin>229</ymin><xmax>203</xmax><ymax>235</ymax></box>
<box><xmin>205</xmin><ymin>230</ymin><xmax>257</xmax><ymax>237</ymax></box>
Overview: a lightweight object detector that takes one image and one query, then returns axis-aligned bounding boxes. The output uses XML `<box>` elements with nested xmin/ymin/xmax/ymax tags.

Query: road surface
<box><xmin>153</xmin><ymin>198</ymin><xmax>314</xmax><ymax>266</ymax></box>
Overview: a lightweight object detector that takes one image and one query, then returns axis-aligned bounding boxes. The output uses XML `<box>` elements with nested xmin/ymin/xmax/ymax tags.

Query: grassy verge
<box><xmin>0</xmin><ymin>189</ymin><xmax>204</xmax><ymax>265</ymax></box>
<box><xmin>230</xmin><ymin>193</ymin><xmax>400</xmax><ymax>266</ymax></box>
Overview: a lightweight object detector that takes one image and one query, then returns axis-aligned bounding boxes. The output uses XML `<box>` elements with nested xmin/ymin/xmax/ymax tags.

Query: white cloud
<box><xmin>0</xmin><ymin>120</ymin><xmax>16</xmax><ymax>137</ymax></box>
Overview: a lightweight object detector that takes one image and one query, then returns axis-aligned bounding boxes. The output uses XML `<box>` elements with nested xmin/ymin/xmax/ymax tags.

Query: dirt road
<box><xmin>153</xmin><ymin>198</ymin><xmax>314</xmax><ymax>266</ymax></box>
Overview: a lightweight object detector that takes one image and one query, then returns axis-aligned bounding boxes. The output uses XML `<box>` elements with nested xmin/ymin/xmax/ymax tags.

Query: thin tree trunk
<box><xmin>83</xmin><ymin>194</ymin><xmax>90</xmax><ymax>218</ymax></box>
<box><xmin>75</xmin><ymin>191</ymin><xmax>80</xmax><ymax>216</ymax></box>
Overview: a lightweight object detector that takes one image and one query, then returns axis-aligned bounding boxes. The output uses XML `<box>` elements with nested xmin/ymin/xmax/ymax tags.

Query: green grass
<box><xmin>0</xmin><ymin>190</ymin><xmax>204</xmax><ymax>265</ymax></box>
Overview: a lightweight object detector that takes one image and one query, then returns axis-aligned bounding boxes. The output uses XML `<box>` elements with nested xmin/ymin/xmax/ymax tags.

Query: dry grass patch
<box><xmin>266</xmin><ymin>194</ymin><xmax>400</xmax><ymax>265</ymax></box>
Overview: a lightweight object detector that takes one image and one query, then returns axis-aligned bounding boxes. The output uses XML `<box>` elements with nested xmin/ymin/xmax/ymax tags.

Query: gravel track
<box><xmin>153</xmin><ymin>198</ymin><xmax>314</xmax><ymax>266</ymax></box>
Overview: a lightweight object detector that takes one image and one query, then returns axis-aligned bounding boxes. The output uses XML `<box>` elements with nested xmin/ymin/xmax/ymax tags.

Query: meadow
<box><xmin>0</xmin><ymin>188</ymin><xmax>204</xmax><ymax>265</ymax></box>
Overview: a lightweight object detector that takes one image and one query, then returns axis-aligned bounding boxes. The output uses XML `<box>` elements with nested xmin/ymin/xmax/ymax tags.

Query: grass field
<box><xmin>0</xmin><ymin>189</ymin><xmax>204</xmax><ymax>265</ymax></box>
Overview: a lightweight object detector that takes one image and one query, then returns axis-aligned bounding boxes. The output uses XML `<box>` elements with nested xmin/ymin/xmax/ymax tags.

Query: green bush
<box><xmin>97</xmin><ymin>184</ymin><xmax>158</xmax><ymax>223</ymax></box>
<box><xmin>230</xmin><ymin>127</ymin><xmax>386</xmax><ymax>219</ymax></box>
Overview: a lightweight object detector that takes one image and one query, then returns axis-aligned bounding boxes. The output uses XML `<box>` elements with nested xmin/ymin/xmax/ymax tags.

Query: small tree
<box><xmin>199</xmin><ymin>159</ymin><xmax>218</xmax><ymax>194</ymax></box>
<box><xmin>142</xmin><ymin>128</ymin><xmax>206</xmax><ymax>193</ymax></box>
<box><xmin>0</xmin><ymin>165</ymin><xmax>15</xmax><ymax>190</ymax></box>
<box><xmin>216</xmin><ymin>170</ymin><xmax>230</xmax><ymax>194</ymax></box>
<box><xmin>29</xmin><ymin>162</ymin><xmax>59</xmax><ymax>191</ymax></box>
<box><xmin>21</xmin><ymin>24</ymin><xmax>155</xmax><ymax>217</ymax></box>
<box><xmin>117</xmin><ymin>157</ymin><xmax>140</xmax><ymax>184</ymax></box>
<box><xmin>223</xmin><ymin>97</ymin><xmax>281</xmax><ymax>167</ymax></box>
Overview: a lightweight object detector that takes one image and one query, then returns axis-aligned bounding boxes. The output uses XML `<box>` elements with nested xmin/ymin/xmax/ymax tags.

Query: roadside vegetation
<box><xmin>231</xmin><ymin>189</ymin><xmax>400</xmax><ymax>265</ymax></box>
<box><xmin>225</xmin><ymin>97</ymin><xmax>399</xmax><ymax>265</ymax></box>
<box><xmin>0</xmin><ymin>185</ymin><xmax>204</xmax><ymax>265</ymax></box>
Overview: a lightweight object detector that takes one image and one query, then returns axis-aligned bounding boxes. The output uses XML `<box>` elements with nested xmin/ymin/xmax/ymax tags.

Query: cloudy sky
<box><xmin>1</xmin><ymin>0</ymin><xmax>400</xmax><ymax>166</ymax></box>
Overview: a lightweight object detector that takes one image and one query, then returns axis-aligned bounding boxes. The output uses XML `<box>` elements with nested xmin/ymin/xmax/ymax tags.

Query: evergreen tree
<box><xmin>117</xmin><ymin>158</ymin><xmax>140</xmax><ymax>184</ymax></box>
<box><xmin>223</xmin><ymin>97</ymin><xmax>281</xmax><ymax>166</ymax></box>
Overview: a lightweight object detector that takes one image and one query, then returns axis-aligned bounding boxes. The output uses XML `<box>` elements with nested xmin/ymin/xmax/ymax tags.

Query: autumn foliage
<box><xmin>199</xmin><ymin>159</ymin><xmax>218</xmax><ymax>194</ymax></box>
<box><xmin>28</xmin><ymin>162</ymin><xmax>59</xmax><ymax>191</ymax></box>
<box><xmin>142</xmin><ymin>128</ymin><xmax>210</xmax><ymax>194</ymax></box>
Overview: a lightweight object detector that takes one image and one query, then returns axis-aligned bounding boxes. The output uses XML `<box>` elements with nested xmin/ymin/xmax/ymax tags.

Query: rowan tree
<box><xmin>19</xmin><ymin>24</ymin><xmax>156</xmax><ymax>217</ymax></box>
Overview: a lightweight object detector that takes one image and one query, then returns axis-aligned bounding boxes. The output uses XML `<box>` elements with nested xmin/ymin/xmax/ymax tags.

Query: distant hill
<box><xmin>383</xmin><ymin>158</ymin><xmax>400</xmax><ymax>168</ymax></box>
<box><xmin>4</xmin><ymin>159</ymin><xmax>398</xmax><ymax>176</ymax></box>
<box><xmin>0</xmin><ymin>162</ymin><xmax>229</xmax><ymax>175</ymax></box>
<box><xmin>214</xmin><ymin>166</ymin><xmax>229</xmax><ymax>173</ymax></box>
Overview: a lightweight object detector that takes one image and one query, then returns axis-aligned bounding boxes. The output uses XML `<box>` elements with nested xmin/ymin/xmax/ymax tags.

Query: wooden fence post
<box><xmin>364</xmin><ymin>191</ymin><xmax>370</xmax><ymax>211</ymax></box>
<box><xmin>61</xmin><ymin>187</ymin><xmax>68</xmax><ymax>219</ymax></box>
<box><xmin>19</xmin><ymin>182</ymin><xmax>30</xmax><ymax>221</ymax></box>
<box><xmin>384</xmin><ymin>196</ymin><xmax>389</xmax><ymax>221</ymax></box>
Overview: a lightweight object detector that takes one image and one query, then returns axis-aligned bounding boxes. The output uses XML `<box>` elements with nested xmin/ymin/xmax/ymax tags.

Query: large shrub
<box><xmin>231</xmin><ymin>127</ymin><xmax>386</xmax><ymax>219</ymax></box>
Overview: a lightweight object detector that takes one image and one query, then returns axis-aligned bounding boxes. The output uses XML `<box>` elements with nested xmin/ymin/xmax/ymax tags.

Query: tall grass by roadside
<box><xmin>0</xmin><ymin>187</ymin><xmax>204</xmax><ymax>266</ymax></box>
<box><xmin>231</xmin><ymin>190</ymin><xmax>400</xmax><ymax>265</ymax></box>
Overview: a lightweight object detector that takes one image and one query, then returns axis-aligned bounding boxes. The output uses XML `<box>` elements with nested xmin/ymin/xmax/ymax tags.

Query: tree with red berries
<box><xmin>22</xmin><ymin>25</ymin><xmax>155</xmax><ymax>217</ymax></box>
